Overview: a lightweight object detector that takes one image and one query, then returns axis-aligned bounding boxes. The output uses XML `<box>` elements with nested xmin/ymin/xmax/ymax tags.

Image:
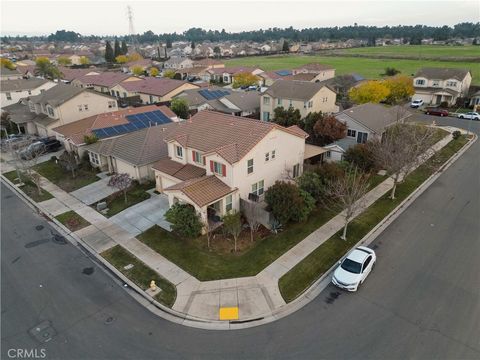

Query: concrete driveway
<box><xmin>70</xmin><ymin>174</ymin><xmax>116</xmax><ymax>205</ymax></box>
<box><xmin>109</xmin><ymin>193</ymin><xmax>172</xmax><ymax>236</ymax></box>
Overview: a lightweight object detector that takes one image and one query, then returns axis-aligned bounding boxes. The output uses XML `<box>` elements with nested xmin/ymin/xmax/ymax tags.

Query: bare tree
<box><xmin>324</xmin><ymin>166</ymin><xmax>371</xmax><ymax>240</ymax></box>
<box><xmin>108</xmin><ymin>173</ymin><xmax>133</xmax><ymax>204</ymax></box>
<box><xmin>368</xmin><ymin>123</ymin><xmax>437</xmax><ymax>199</ymax></box>
<box><xmin>222</xmin><ymin>211</ymin><xmax>242</xmax><ymax>252</ymax></box>
<box><xmin>13</xmin><ymin>140</ymin><xmax>47</xmax><ymax>195</ymax></box>
<box><xmin>204</xmin><ymin>218</ymin><xmax>214</xmax><ymax>250</ymax></box>
<box><xmin>58</xmin><ymin>151</ymin><xmax>79</xmax><ymax>178</ymax></box>
<box><xmin>243</xmin><ymin>200</ymin><xmax>262</xmax><ymax>242</ymax></box>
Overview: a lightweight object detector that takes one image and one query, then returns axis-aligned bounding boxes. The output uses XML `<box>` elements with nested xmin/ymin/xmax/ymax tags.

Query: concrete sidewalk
<box><xmin>2</xmin><ymin>126</ymin><xmax>467</xmax><ymax>327</ymax></box>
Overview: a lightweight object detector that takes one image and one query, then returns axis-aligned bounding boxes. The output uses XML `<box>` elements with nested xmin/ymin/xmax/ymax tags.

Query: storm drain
<box><xmin>35</xmin><ymin>225</ymin><xmax>44</xmax><ymax>231</ymax></box>
<box><xmin>104</xmin><ymin>316</ymin><xmax>116</xmax><ymax>325</ymax></box>
<box><xmin>51</xmin><ymin>233</ymin><xmax>67</xmax><ymax>245</ymax></box>
<box><xmin>82</xmin><ymin>267</ymin><xmax>94</xmax><ymax>275</ymax></box>
<box><xmin>28</xmin><ymin>320</ymin><xmax>57</xmax><ymax>343</ymax></box>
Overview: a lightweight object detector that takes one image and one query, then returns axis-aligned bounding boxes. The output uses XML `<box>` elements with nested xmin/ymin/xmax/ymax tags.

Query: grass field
<box><xmin>337</xmin><ymin>45</ymin><xmax>480</xmax><ymax>59</ymax></box>
<box><xmin>225</xmin><ymin>54</ymin><xmax>480</xmax><ymax>84</ymax></box>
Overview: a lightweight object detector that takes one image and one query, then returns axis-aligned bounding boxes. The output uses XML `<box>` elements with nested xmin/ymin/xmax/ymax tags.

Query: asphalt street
<box><xmin>1</xmin><ymin>115</ymin><xmax>479</xmax><ymax>360</ymax></box>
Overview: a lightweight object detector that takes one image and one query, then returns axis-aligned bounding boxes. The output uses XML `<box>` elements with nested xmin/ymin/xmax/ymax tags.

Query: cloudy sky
<box><xmin>1</xmin><ymin>0</ymin><xmax>478</xmax><ymax>36</ymax></box>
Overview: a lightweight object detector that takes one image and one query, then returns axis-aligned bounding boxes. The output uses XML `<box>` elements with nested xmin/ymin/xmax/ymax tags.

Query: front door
<box><xmin>435</xmin><ymin>95</ymin><xmax>442</xmax><ymax>104</ymax></box>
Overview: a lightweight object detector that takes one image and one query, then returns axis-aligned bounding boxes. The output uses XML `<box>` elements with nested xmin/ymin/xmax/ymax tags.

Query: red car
<box><xmin>425</xmin><ymin>107</ymin><xmax>449</xmax><ymax>117</ymax></box>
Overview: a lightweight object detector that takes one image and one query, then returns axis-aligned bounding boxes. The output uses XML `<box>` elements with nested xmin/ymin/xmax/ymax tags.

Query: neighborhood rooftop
<box><xmin>119</xmin><ymin>77</ymin><xmax>192</xmax><ymax>96</ymax></box>
<box><xmin>28</xmin><ymin>83</ymin><xmax>88</xmax><ymax>107</ymax></box>
<box><xmin>265</xmin><ymin>80</ymin><xmax>331</xmax><ymax>101</ymax></box>
<box><xmin>0</xmin><ymin>78</ymin><xmax>50</xmax><ymax>92</ymax></box>
<box><xmin>415</xmin><ymin>67</ymin><xmax>471</xmax><ymax>81</ymax></box>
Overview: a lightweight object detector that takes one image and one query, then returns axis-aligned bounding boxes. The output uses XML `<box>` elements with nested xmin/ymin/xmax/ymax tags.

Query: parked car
<box><xmin>18</xmin><ymin>138</ymin><xmax>61</xmax><ymax>160</ymax></box>
<box><xmin>38</xmin><ymin>137</ymin><xmax>62</xmax><ymax>152</ymax></box>
<box><xmin>457</xmin><ymin>112</ymin><xmax>480</xmax><ymax>121</ymax></box>
<box><xmin>332</xmin><ymin>246</ymin><xmax>376</xmax><ymax>292</ymax></box>
<box><xmin>410</xmin><ymin>99</ymin><xmax>424</xmax><ymax>108</ymax></box>
<box><xmin>425</xmin><ymin>107</ymin><xmax>449</xmax><ymax>117</ymax></box>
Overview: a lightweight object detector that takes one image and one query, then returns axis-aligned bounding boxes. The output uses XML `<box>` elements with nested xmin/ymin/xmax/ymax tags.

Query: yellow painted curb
<box><xmin>219</xmin><ymin>307</ymin><xmax>239</xmax><ymax>320</ymax></box>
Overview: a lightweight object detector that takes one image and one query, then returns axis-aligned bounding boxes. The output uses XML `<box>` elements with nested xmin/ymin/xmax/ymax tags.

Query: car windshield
<box><xmin>341</xmin><ymin>258</ymin><xmax>362</xmax><ymax>274</ymax></box>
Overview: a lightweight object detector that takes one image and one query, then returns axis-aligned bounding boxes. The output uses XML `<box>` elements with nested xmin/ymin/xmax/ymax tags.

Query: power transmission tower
<box><xmin>127</xmin><ymin>5</ymin><xmax>138</xmax><ymax>52</ymax></box>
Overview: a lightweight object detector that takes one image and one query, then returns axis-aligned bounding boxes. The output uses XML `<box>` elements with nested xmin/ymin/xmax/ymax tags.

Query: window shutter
<box><xmin>203</xmin><ymin>156</ymin><xmax>206</xmax><ymax>165</ymax></box>
<box><xmin>192</xmin><ymin>150</ymin><xmax>195</xmax><ymax>161</ymax></box>
<box><xmin>210</xmin><ymin>160</ymin><xmax>214</xmax><ymax>172</ymax></box>
<box><xmin>222</xmin><ymin>164</ymin><xmax>226</xmax><ymax>177</ymax></box>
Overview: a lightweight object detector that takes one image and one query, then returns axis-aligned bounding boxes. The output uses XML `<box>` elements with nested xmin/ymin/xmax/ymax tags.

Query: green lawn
<box><xmin>225</xmin><ymin>55</ymin><xmax>480</xmax><ymax>84</ymax></box>
<box><xmin>338</xmin><ymin>45</ymin><xmax>480</xmax><ymax>59</ymax></box>
<box><xmin>278</xmin><ymin>135</ymin><xmax>469</xmax><ymax>302</ymax></box>
<box><xmin>55</xmin><ymin>210</ymin><xmax>90</xmax><ymax>232</ymax></box>
<box><xmin>101</xmin><ymin>245</ymin><xmax>176</xmax><ymax>308</ymax></box>
<box><xmin>102</xmin><ymin>181</ymin><xmax>154</xmax><ymax>217</ymax></box>
<box><xmin>138</xmin><ymin>207</ymin><xmax>336</xmax><ymax>281</ymax></box>
<box><xmin>34</xmin><ymin>160</ymin><xmax>99</xmax><ymax>192</ymax></box>
<box><xmin>2</xmin><ymin>170</ymin><xmax>53</xmax><ymax>202</ymax></box>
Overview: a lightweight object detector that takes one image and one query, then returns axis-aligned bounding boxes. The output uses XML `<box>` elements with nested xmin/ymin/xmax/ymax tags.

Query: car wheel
<box><xmin>459</xmin><ymin>115</ymin><xmax>464</xmax><ymax>119</ymax></box>
<box><xmin>440</xmin><ymin>113</ymin><xmax>444</xmax><ymax>117</ymax></box>
<box><xmin>426</xmin><ymin>112</ymin><xmax>430</xmax><ymax>115</ymax></box>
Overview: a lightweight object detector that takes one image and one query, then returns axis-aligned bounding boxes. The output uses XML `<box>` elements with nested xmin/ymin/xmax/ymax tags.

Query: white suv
<box><xmin>458</xmin><ymin>112</ymin><xmax>479</xmax><ymax>121</ymax></box>
<box><xmin>410</xmin><ymin>99</ymin><xmax>424</xmax><ymax>108</ymax></box>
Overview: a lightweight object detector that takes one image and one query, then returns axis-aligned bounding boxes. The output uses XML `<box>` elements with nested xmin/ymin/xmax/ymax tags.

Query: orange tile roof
<box><xmin>152</xmin><ymin>158</ymin><xmax>206</xmax><ymax>181</ymax></box>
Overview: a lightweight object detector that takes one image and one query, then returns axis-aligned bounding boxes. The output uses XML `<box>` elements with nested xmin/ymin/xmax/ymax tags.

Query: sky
<box><xmin>1</xmin><ymin>0</ymin><xmax>479</xmax><ymax>36</ymax></box>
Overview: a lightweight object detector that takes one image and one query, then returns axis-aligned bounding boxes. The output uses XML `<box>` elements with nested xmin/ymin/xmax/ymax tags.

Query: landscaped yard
<box><xmin>226</xmin><ymin>55</ymin><xmax>480</xmax><ymax>84</ymax></box>
<box><xmin>34</xmin><ymin>160</ymin><xmax>100</xmax><ymax>192</ymax></box>
<box><xmin>55</xmin><ymin>210</ymin><xmax>90</xmax><ymax>232</ymax></box>
<box><xmin>2</xmin><ymin>170</ymin><xmax>53</xmax><ymax>202</ymax></box>
<box><xmin>278</xmin><ymin>134</ymin><xmax>469</xmax><ymax>303</ymax></box>
<box><xmin>137</xmin><ymin>206</ymin><xmax>336</xmax><ymax>281</ymax></box>
<box><xmin>101</xmin><ymin>245</ymin><xmax>176</xmax><ymax>308</ymax></box>
<box><xmin>101</xmin><ymin>181</ymin><xmax>154</xmax><ymax>217</ymax></box>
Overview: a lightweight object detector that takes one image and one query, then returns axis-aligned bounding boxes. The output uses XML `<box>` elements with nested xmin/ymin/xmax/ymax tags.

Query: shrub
<box><xmin>265</xmin><ymin>181</ymin><xmax>315</xmax><ymax>225</ymax></box>
<box><xmin>452</xmin><ymin>130</ymin><xmax>461</xmax><ymax>140</ymax></box>
<box><xmin>297</xmin><ymin>171</ymin><xmax>324</xmax><ymax>202</ymax></box>
<box><xmin>83</xmin><ymin>134</ymin><xmax>98</xmax><ymax>144</ymax></box>
<box><xmin>165</xmin><ymin>203</ymin><xmax>202</xmax><ymax>238</ymax></box>
<box><xmin>440</xmin><ymin>101</ymin><xmax>449</xmax><ymax>108</ymax></box>
<box><xmin>344</xmin><ymin>143</ymin><xmax>377</xmax><ymax>172</ymax></box>
<box><xmin>170</xmin><ymin>98</ymin><xmax>190</xmax><ymax>119</ymax></box>
<box><xmin>314</xmin><ymin>162</ymin><xmax>345</xmax><ymax>184</ymax></box>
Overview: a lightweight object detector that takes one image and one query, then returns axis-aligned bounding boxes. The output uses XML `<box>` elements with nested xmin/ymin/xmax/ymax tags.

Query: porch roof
<box><xmin>304</xmin><ymin>144</ymin><xmax>327</xmax><ymax>159</ymax></box>
<box><xmin>165</xmin><ymin>175</ymin><xmax>235</xmax><ymax>207</ymax></box>
<box><xmin>152</xmin><ymin>158</ymin><xmax>206</xmax><ymax>181</ymax></box>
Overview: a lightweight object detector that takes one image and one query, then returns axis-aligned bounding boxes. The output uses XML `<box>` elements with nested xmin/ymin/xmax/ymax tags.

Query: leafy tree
<box><xmin>115</xmin><ymin>55</ymin><xmax>128</xmax><ymax>64</ymax></box>
<box><xmin>166</xmin><ymin>38</ymin><xmax>172</xmax><ymax>48</ymax></box>
<box><xmin>108</xmin><ymin>173</ymin><xmax>133</xmax><ymax>204</ymax></box>
<box><xmin>1</xmin><ymin>58</ymin><xmax>16</xmax><ymax>70</ymax></box>
<box><xmin>170</xmin><ymin>98</ymin><xmax>190</xmax><ymax>119</ymax></box>
<box><xmin>348</xmin><ymin>80</ymin><xmax>390</xmax><ymax>104</ymax></box>
<box><xmin>272</xmin><ymin>106</ymin><xmax>301</xmax><ymax>126</ymax></box>
<box><xmin>131</xmin><ymin>65</ymin><xmax>144</xmax><ymax>76</ymax></box>
<box><xmin>383</xmin><ymin>67</ymin><xmax>401</xmax><ymax>76</ymax></box>
<box><xmin>312</xmin><ymin>114</ymin><xmax>347</xmax><ymax>145</ymax></box>
<box><xmin>35</xmin><ymin>57</ymin><xmax>62</xmax><ymax>79</ymax></box>
<box><xmin>243</xmin><ymin>201</ymin><xmax>262</xmax><ymax>242</ymax></box>
<box><xmin>163</xmin><ymin>69</ymin><xmax>176</xmax><ymax>79</ymax></box>
<box><xmin>213</xmin><ymin>46</ymin><xmax>221</xmax><ymax>57</ymax></box>
<box><xmin>282</xmin><ymin>40</ymin><xmax>289</xmax><ymax>52</ymax></box>
<box><xmin>128</xmin><ymin>53</ymin><xmax>143</xmax><ymax>62</ymax></box>
<box><xmin>121</xmin><ymin>40</ymin><xmax>128</xmax><ymax>55</ymax></box>
<box><xmin>344</xmin><ymin>143</ymin><xmax>377</xmax><ymax>172</ymax></box>
<box><xmin>79</xmin><ymin>56</ymin><xmax>90</xmax><ymax>65</ymax></box>
<box><xmin>165</xmin><ymin>203</ymin><xmax>202</xmax><ymax>238</ymax></box>
<box><xmin>297</xmin><ymin>171</ymin><xmax>324</xmax><ymax>203</ymax></box>
<box><xmin>57</xmin><ymin>56</ymin><xmax>72</xmax><ymax>66</ymax></box>
<box><xmin>105</xmin><ymin>41</ymin><xmax>114</xmax><ymax>63</ymax></box>
<box><xmin>222</xmin><ymin>211</ymin><xmax>242</xmax><ymax>252</ymax></box>
<box><xmin>149</xmin><ymin>67</ymin><xmax>159</xmax><ymax>77</ymax></box>
<box><xmin>265</xmin><ymin>181</ymin><xmax>315</xmax><ymax>225</ymax></box>
<box><xmin>384</xmin><ymin>75</ymin><xmax>415</xmax><ymax>105</ymax></box>
<box><xmin>191</xmin><ymin>41</ymin><xmax>195</xmax><ymax>49</ymax></box>
<box><xmin>114</xmin><ymin>39</ymin><xmax>121</xmax><ymax>58</ymax></box>
<box><xmin>232</xmin><ymin>72</ymin><xmax>259</xmax><ymax>89</ymax></box>
<box><xmin>47</xmin><ymin>30</ymin><xmax>80</xmax><ymax>42</ymax></box>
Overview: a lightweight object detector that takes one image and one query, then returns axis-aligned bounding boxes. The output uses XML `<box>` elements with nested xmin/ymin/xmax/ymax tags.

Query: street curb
<box><xmin>267</xmin><ymin>130</ymin><xmax>477</xmax><ymax>324</ymax></box>
<box><xmin>1</xmin><ymin>129</ymin><xmax>476</xmax><ymax>331</ymax></box>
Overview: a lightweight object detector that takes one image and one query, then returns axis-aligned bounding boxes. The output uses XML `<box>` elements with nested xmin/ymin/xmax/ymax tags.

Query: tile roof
<box><xmin>174</xmin><ymin>86</ymin><xmax>231</xmax><ymax>106</ymax></box>
<box><xmin>265</xmin><ymin>80</ymin><xmax>330</xmax><ymax>101</ymax></box>
<box><xmin>75</xmin><ymin>72</ymin><xmax>132</xmax><ymax>87</ymax></box>
<box><xmin>222</xmin><ymin>91</ymin><xmax>261</xmax><ymax>111</ymax></box>
<box><xmin>119</xmin><ymin>77</ymin><xmax>195</xmax><ymax>97</ymax></box>
<box><xmin>415</xmin><ymin>67</ymin><xmax>471</xmax><ymax>81</ymax></box>
<box><xmin>58</xmin><ymin>67</ymin><xmax>99</xmax><ymax>82</ymax></box>
<box><xmin>193</xmin><ymin>59</ymin><xmax>224</xmax><ymax>67</ymax></box>
<box><xmin>208</xmin><ymin>66</ymin><xmax>260</xmax><ymax>75</ymax></box>
<box><xmin>28</xmin><ymin>83</ymin><xmax>113</xmax><ymax>107</ymax></box>
<box><xmin>152</xmin><ymin>158</ymin><xmax>206</xmax><ymax>181</ymax></box>
<box><xmin>0</xmin><ymin>78</ymin><xmax>51</xmax><ymax>92</ymax></box>
<box><xmin>52</xmin><ymin>105</ymin><xmax>173</xmax><ymax>144</ymax></box>
<box><xmin>165</xmin><ymin>175</ymin><xmax>234</xmax><ymax>207</ymax></box>
<box><xmin>293</xmin><ymin>63</ymin><xmax>335</xmax><ymax>72</ymax></box>
<box><xmin>2</xmin><ymin>101</ymin><xmax>37</xmax><ymax>124</ymax></box>
<box><xmin>336</xmin><ymin>103</ymin><xmax>412</xmax><ymax>134</ymax></box>
<box><xmin>0</xmin><ymin>67</ymin><xmax>22</xmax><ymax>76</ymax></box>
<box><xmin>285</xmin><ymin>73</ymin><xmax>318</xmax><ymax>81</ymax></box>
<box><xmin>414</xmin><ymin>86</ymin><xmax>459</xmax><ymax>95</ymax></box>
<box><xmin>164</xmin><ymin>110</ymin><xmax>307</xmax><ymax>164</ymax></box>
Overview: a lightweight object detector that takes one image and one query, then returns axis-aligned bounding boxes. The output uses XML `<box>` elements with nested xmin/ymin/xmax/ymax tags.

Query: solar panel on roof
<box><xmin>92</xmin><ymin>128</ymin><xmax>109</xmax><ymax>139</ymax></box>
<box><xmin>275</xmin><ymin>70</ymin><xmax>292</xmax><ymax>76</ymax></box>
<box><xmin>199</xmin><ymin>89</ymin><xmax>229</xmax><ymax>100</ymax></box>
<box><xmin>103</xmin><ymin>128</ymin><xmax>118</xmax><ymax>136</ymax></box>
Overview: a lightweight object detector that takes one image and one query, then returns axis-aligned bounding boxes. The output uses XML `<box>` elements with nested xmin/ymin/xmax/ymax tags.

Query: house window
<box><xmin>28</xmin><ymin>90</ymin><xmax>32</xmax><ymax>95</ymax></box>
<box><xmin>326</xmin><ymin>151</ymin><xmax>331</xmax><ymax>159</ymax></box>
<box><xmin>123</xmin><ymin>92</ymin><xmax>127</xmax><ymax>98</ymax></box>
<box><xmin>47</xmin><ymin>106</ymin><xmax>54</xmax><ymax>117</ymax></box>
<box><xmin>265</xmin><ymin>152</ymin><xmax>270</xmax><ymax>162</ymax></box>
<box><xmin>262</xmin><ymin>111</ymin><xmax>270</xmax><ymax>121</ymax></box>
<box><xmin>175</xmin><ymin>145</ymin><xmax>183</xmax><ymax>158</ymax></box>
<box><xmin>357</xmin><ymin>132</ymin><xmax>368</xmax><ymax>144</ymax></box>
<box><xmin>289</xmin><ymin>99</ymin><xmax>293</xmax><ymax>107</ymax></box>
<box><xmin>78</xmin><ymin>105</ymin><xmax>83</xmax><ymax>112</ymax></box>
<box><xmin>271</xmin><ymin>150</ymin><xmax>276</xmax><ymax>159</ymax></box>
<box><xmin>211</xmin><ymin>161</ymin><xmax>226</xmax><ymax>176</ymax></box>
<box><xmin>416</xmin><ymin>79</ymin><xmax>425</xmax><ymax>85</ymax></box>
<box><xmin>6</xmin><ymin>92</ymin><xmax>12</xmax><ymax>100</ymax></box>
<box><xmin>84</xmin><ymin>104</ymin><xmax>89</xmax><ymax>111</ymax></box>
<box><xmin>247</xmin><ymin>158</ymin><xmax>254</xmax><ymax>174</ymax></box>
<box><xmin>225</xmin><ymin>194</ymin><xmax>233</xmax><ymax>212</ymax></box>
<box><xmin>108</xmin><ymin>101</ymin><xmax>116</xmax><ymax>108</ymax></box>
<box><xmin>347</xmin><ymin>129</ymin><xmax>357</xmax><ymax>137</ymax></box>
<box><xmin>89</xmin><ymin>152</ymin><xmax>100</xmax><ymax>165</ymax></box>
<box><xmin>308</xmin><ymin>100</ymin><xmax>313</xmax><ymax>108</ymax></box>
<box><xmin>263</xmin><ymin>96</ymin><xmax>270</xmax><ymax>105</ymax></box>
<box><xmin>322</xmin><ymin>97</ymin><xmax>328</xmax><ymax>103</ymax></box>
<box><xmin>432</xmin><ymin>80</ymin><xmax>440</xmax><ymax>87</ymax></box>
<box><xmin>277</xmin><ymin>98</ymin><xmax>282</xmax><ymax>105</ymax></box>
<box><xmin>292</xmin><ymin>163</ymin><xmax>300</xmax><ymax>178</ymax></box>
<box><xmin>111</xmin><ymin>90</ymin><xmax>115</xmax><ymax>96</ymax></box>
<box><xmin>192</xmin><ymin>151</ymin><xmax>202</xmax><ymax>164</ymax></box>
<box><xmin>251</xmin><ymin>180</ymin><xmax>264</xmax><ymax>196</ymax></box>
<box><xmin>446</xmin><ymin>81</ymin><xmax>457</xmax><ymax>87</ymax></box>
<box><xmin>304</xmin><ymin>101</ymin><xmax>308</xmax><ymax>109</ymax></box>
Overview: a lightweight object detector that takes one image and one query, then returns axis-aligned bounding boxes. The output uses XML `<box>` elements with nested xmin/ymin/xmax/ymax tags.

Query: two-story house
<box><xmin>71</xmin><ymin>72</ymin><xmax>133</xmax><ymax>95</ymax></box>
<box><xmin>0</xmin><ymin>67</ymin><xmax>23</xmax><ymax>81</ymax></box>
<box><xmin>152</xmin><ymin>110</ymin><xmax>308</xmax><ymax>227</ymax></box>
<box><xmin>206</xmin><ymin>66</ymin><xmax>264</xmax><ymax>84</ymax></box>
<box><xmin>163</xmin><ymin>56</ymin><xmax>194</xmax><ymax>70</ymax></box>
<box><xmin>3</xmin><ymin>84</ymin><xmax>118</xmax><ymax>137</ymax></box>
<box><xmin>261</xmin><ymin>80</ymin><xmax>338</xmax><ymax>121</ymax></box>
<box><xmin>291</xmin><ymin>63</ymin><xmax>336</xmax><ymax>82</ymax></box>
<box><xmin>413</xmin><ymin>67</ymin><xmax>472</xmax><ymax>106</ymax></box>
<box><xmin>1</xmin><ymin>78</ymin><xmax>56</xmax><ymax>108</ymax></box>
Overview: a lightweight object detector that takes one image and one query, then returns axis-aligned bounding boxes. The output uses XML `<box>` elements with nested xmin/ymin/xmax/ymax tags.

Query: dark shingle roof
<box><xmin>28</xmin><ymin>83</ymin><xmax>113</xmax><ymax>107</ymax></box>
<box><xmin>415</xmin><ymin>67</ymin><xmax>471</xmax><ymax>81</ymax></box>
<box><xmin>265</xmin><ymin>80</ymin><xmax>330</xmax><ymax>101</ymax></box>
<box><xmin>1</xmin><ymin>78</ymin><xmax>51</xmax><ymax>92</ymax></box>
